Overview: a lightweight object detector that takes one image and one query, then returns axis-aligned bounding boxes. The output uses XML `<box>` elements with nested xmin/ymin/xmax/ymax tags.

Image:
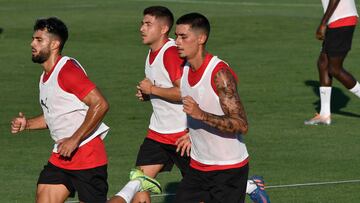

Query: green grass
<box><xmin>1</xmin><ymin>0</ymin><xmax>360</xmax><ymax>202</ymax></box>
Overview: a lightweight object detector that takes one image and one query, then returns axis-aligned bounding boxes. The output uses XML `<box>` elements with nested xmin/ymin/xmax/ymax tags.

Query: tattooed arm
<box><xmin>182</xmin><ymin>67</ymin><xmax>248</xmax><ymax>134</ymax></box>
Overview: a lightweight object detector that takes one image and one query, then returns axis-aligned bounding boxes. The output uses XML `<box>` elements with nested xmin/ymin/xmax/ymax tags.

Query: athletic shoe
<box><xmin>304</xmin><ymin>113</ymin><xmax>331</xmax><ymax>125</ymax></box>
<box><xmin>249</xmin><ymin>175</ymin><xmax>270</xmax><ymax>203</ymax></box>
<box><xmin>129</xmin><ymin>168</ymin><xmax>162</xmax><ymax>194</ymax></box>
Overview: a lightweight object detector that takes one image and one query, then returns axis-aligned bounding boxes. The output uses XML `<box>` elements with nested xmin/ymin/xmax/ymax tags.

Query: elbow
<box><xmin>235</xmin><ymin>122</ymin><xmax>248</xmax><ymax>135</ymax></box>
<box><xmin>241</xmin><ymin>125</ymin><xmax>248</xmax><ymax>135</ymax></box>
<box><xmin>96</xmin><ymin>98</ymin><xmax>109</xmax><ymax>115</ymax></box>
<box><xmin>101</xmin><ymin>100</ymin><xmax>110</xmax><ymax>114</ymax></box>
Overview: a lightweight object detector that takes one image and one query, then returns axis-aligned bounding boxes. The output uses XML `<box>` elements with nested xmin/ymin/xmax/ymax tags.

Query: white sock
<box><xmin>349</xmin><ymin>81</ymin><xmax>360</xmax><ymax>98</ymax></box>
<box><xmin>246</xmin><ymin>180</ymin><xmax>257</xmax><ymax>194</ymax></box>
<box><xmin>319</xmin><ymin>86</ymin><xmax>332</xmax><ymax>117</ymax></box>
<box><xmin>115</xmin><ymin>180</ymin><xmax>141</xmax><ymax>203</ymax></box>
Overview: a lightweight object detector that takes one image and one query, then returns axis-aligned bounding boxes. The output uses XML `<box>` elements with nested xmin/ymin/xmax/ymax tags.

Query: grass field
<box><xmin>1</xmin><ymin>0</ymin><xmax>360</xmax><ymax>202</ymax></box>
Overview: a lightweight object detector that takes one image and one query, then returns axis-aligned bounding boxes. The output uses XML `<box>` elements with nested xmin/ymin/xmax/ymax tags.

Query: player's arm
<box><xmin>183</xmin><ymin>68</ymin><xmax>248</xmax><ymax>134</ymax></box>
<box><xmin>57</xmin><ymin>87</ymin><xmax>109</xmax><ymax>157</ymax></box>
<box><xmin>316</xmin><ymin>0</ymin><xmax>341</xmax><ymax>40</ymax></box>
<box><xmin>11</xmin><ymin>112</ymin><xmax>47</xmax><ymax>134</ymax></box>
<box><xmin>138</xmin><ymin>78</ymin><xmax>181</xmax><ymax>102</ymax></box>
<box><xmin>138</xmin><ymin>46</ymin><xmax>183</xmax><ymax>102</ymax></box>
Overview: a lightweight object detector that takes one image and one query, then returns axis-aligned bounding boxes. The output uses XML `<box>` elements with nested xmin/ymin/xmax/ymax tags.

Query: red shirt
<box><xmin>188</xmin><ymin>53</ymin><xmax>238</xmax><ymax>94</ymax></box>
<box><xmin>190</xmin><ymin>158</ymin><xmax>249</xmax><ymax>172</ymax></box>
<box><xmin>147</xmin><ymin>43</ymin><xmax>187</xmax><ymax>145</ymax></box>
<box><xmin>45</xmin><ymin>56</ymin><xmax>107</xmax><ymax>170</ymax></box>
<box><xmin>329</xmin><ymin>16</ymin><xmax>358</xmax><ymax>28</ymax></box>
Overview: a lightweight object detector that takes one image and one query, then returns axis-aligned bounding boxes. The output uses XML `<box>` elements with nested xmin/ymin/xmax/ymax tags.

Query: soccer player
<box><xmin>108</xmin><ymin>6</ymin><xmax>190</xmax><ymax>203</ymax></box>
<box><xmin>173</xmin><ymin>12</ymin><xmax>268</xmax><ymax>203</ymax></box>
<box><xmin>10</xmin><ymin>17</ymin><xmax>110</xmax><ymax>203</ymax></box>
<box><xmin>305</xmin><ymin>0</ymin><xmax>360</xmax><ymax>125</ymax></box>
<box><xmin>109</xmin><ymin>6</ymin><xmax>269</xmax><ymax>203</ymax></box>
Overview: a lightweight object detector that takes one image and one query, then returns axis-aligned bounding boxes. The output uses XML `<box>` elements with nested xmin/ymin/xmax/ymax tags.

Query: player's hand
<box><xmin>56</xmin><ymin>137</ymin><xmax>80</xmax><ymax>157</ymax></box>
<box><xmin>10</xmin><ymin>112</ymin><xmax>27</xmax><ymax>134</ymax></box>
<box><xmin>136</xmin><ymin>86</ymin><xmax>150</xmax><ymax>101</ymax></box>
<box><xmin>138</xmin><ymin>78</ymin><xmax>153</xmax><ymax>95</ymax></box>
<box><xmin>175</xmin><ymin>133</ymin><xmax>191</xmax><ymax>156</ymax></box>
<box><xmin>136</xmin><ymin>87</ymin><xmax>145</xmax><ymax>101</ymax></box>
<box><xmin>316</xmin><ymin>24</ymin><xmax>327</xmax><ymax>40</ymax></box>
<box><xmin>182</xmin><ymin>96</ymin><xmax>205</xmax><ymax>120</ymax></box>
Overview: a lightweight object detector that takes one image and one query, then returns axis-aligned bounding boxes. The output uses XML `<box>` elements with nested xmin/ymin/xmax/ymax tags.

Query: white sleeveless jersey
<box><xmin>322</xmin><ymin>0</ymin><xmax>358</xmax><ymax>24</ymax></box>
<box><xmin>180</xmin><ymin>56</ymin><xmax>249</xmax><ymax>165</ymax></box>
<box><xmin>39</xmin><ymin>56</ymin><xmax>109</xmax><ymax>152</ymax></box>
<box><xmin>144</xmin><ymin>39</ymin><xmax>187</xmax><ymax>133</ymax></box>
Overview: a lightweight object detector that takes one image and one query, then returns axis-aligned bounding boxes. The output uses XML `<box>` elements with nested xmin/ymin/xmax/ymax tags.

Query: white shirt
<box><xmin>180</xmin><ymin>56</ymin><xmax>249</xmax><ymax>165</ymax></box>
<box><xmin>321</xmin><ymin>0</ymin><xmax>358</xmax><ymax>24</ymax></box>
<box><xmin>145</xmin><ymin>39</ymin><xmax>187</xmax><ymax>134</ymax></box>
<box><xmin>39</xmin><ymin>56</ymin><xmax>109</xmax><ymax>152</ymax></box>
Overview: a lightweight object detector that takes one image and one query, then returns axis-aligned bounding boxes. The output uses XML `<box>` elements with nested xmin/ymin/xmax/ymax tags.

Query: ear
<box><xmin>161</xmin><ymin>24</ymin><xmax>170</xmax><ymax>35</ymax></box>
<box><xmin>198</xmin><ymin>33</ymin><xmax>207</xmax><ymax>45</ymax></box>
<box><xmin>50</xmin><ymin>39</ymin><xmax>61</xmax><ymax>51</ymax></box>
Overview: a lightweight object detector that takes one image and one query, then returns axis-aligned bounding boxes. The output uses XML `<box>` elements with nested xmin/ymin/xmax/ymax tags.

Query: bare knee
<box><xmin>131</xmin><ymin>191</ymin><xmax>151</xmax><ymax>203</ymax></box>
<box><xmin>317</xmin><ymin>53</ymin><xmax>328</xmax><ymax>71</ymax></box>
<box><xmin>36</xmin><ymin>184</ymin><xmax>69</xmax><ymax>203</ymax></box>
<box><xmin>328</xmin><ymin>64</ymin><xmax>341</xmax><ymax>77</ymax></box>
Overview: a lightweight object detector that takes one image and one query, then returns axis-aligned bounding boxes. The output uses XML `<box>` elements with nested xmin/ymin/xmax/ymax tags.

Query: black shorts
<box><xmin>322</xmin><ymin>25</ymin><xmax>356</xmax><ymax>57</ymax></box>
<box><xmin>37</xmin><ymin>162</ymin><xmax>108</xmax><ymax>203</ymax></box>
<box><xmin>135</xmin><ymin>138</ymin><xmax>190</xmax><ymax>175</ymax></box>
<box><xmin>174</xmin><ymin>164</ymin><xmax>249</xmax><ymax>203</ymax></box>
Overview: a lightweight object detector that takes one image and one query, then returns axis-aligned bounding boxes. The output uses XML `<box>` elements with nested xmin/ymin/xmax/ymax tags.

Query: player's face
<box><xmin>140</xmin><ymin>14</ymin><xmax>163</xmax><ymax>45</ymax></box>
<box><xmin>175</xmin><ymin>24</ymin><xmax>200</xmax><ymax>59</ymax></box>
<box><xmin>31</xmin><ymin>29</ymin><xmax>52</xmax><ymax>64</ymax></box>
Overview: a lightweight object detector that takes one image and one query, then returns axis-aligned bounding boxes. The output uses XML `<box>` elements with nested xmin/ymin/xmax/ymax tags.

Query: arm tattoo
<box><xmin>202</xmin><ymin>68</ymin><xmax>248</xmax><ymax>134</ymax></box>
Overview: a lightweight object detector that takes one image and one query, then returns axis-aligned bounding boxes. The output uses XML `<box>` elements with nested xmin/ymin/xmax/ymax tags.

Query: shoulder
<box><xmin>164</xmin><ymin>46</ymin><xmax>181</xmax><ymax>59</ymax></box>
<box><xmin>212</xmin><ymin>60</ymin><xmax>238</xmax><ymax>83</ymax></box>
<box><xmin>59</xmin><ymin>59</ymin><xmax>86</xmax><ymax>78</ymax></box>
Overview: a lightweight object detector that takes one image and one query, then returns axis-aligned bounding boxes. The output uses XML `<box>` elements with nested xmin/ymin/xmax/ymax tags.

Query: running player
<box><xmin>108</xmin><ymin>6</ymin><xmax>190</xmax><ymax>203</ymax></box>
<box><xmin>11</xmin><ymin>17</ymin><xmax>110</xmax><ymax>203</ymax></box>
<box><xmin>174</xmin><ymin>12</ymin><xmax>269</xmax><ymax>203</ymax></box>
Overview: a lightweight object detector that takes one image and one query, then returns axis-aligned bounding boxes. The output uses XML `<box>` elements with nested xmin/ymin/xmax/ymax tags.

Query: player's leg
<box><xmin>36</xmin><ymin>184</ymin><xmax>70</xmax><ymax>203</ymax></box>
<box><xmin>247</xmin><ymin>176</ymin><xmax>271</xmax><ymax>203</ymax></box>
<box><xmin>167</xmin><ymin>143</ymin><xmax>191</xmax><ymax>177</ymax></box>
<box><xmin>328</xmin><ymin>55</ymin><xmax>360</xmax><ymax>98</ymax></box>
<box><xmin>173</xmin><ymin>167</ymin><xmax>208</xmax><ymax>203</ymax></box>
<box><xmin>305</xmin><ymin>52</ymin><xmax>332</xmax><ymax>125</ymax></box>
<box><xmin>327</xmin><ymin>25</ymin><xmax>360</xmax><ymax>97</ymax></box>
<box><xmin>130</xmin><ymin>164</ymin><xmax>163</xmax><ymax>203</ymax></box>
<box><xmin>318</xmin><ymin>52</ymin><xmax>332</xmax><ymax>86</ymax></box>
<box><xmin>110</xmin><ymin>138</ymin><xmax>166</xmax><ymax>203</ymax></box>
<box><xmin>132</xmin><ymin>139</ymin><xmax>190</xmax><ymax>203</ymax></box>
<box><xmin>36</xmin><ymin>162</ymin><xmax>74</xmax><ymax>203</ymax></box>
<box><xmin>317</xmin><ymin>52</ymin><xmax>333</xmax><ymax>118</ymax></box>
<box><xmin>107</xmin><ymin>196</ymin><xmax>127</xmax><ymax>203</ymax></box>
<box><xmin>215</xmin><ymin>164</ymin><xmax>249</xmax><ymax>203</ymax></box>
<box><xmin>328</xmin><ymin>56</ymin><xmax>356</xmax><ymax>88</ymax></box>
<box><xmin>109</xmin><ymin>166</ymin><xmax>162</xmax><ymax>203</ymax></box>
<box><xmin>72</xmin><ymin>164</ymin><xmax>108</xmax><ymax>203</ymax></box>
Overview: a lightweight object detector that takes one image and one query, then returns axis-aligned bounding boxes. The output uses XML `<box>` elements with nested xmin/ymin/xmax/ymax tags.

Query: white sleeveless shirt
<box><xmin>39</xmin><ymin>56</ymin><xmax>109</xmax><ymax>152</ymax></box>
<box><xmin>180</xmin><ymin>56</ymin><xmax>249</xmax><ymax>165</ymax></box>
<box><xmin>321</xmin><ymin>0</ymin><xmax>358</xmax><ymax>24</ymax></box>
<box><xmin>145</xmin><ymin>39</ymin><xmax>187</xmax><ymax>134</ymax></box>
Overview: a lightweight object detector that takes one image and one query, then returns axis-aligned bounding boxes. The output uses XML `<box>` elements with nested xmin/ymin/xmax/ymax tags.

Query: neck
<box><xmin>42</xmin><ymin>53</ymin><xmax>60</xmax><ymax>73</ymax></box>
<box><xmin>149</xmin><ymin>37</ymin><xmax>168</xmax><ymax>52</ymax></box>
<box><xmin>188</xmin><ymin>50</ymin><xmax>207</xmax><ymax>71</ymax></box>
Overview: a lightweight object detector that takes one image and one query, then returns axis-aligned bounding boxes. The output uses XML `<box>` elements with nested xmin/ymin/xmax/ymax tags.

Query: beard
<box><xmin>31</xmin><ymin>49</ymin><xmax>50</xmax><ymax>64</ymax></box>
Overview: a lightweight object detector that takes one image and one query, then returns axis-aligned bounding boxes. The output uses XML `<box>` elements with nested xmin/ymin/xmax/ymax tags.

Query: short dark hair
<box><xmin>143</xmin><ymin>6</ymin><xmax>174</xmax><ymax>34</ymax></box>
<box><xmin>176</xmin><ymin>13</ymin><xmax>210</xmax><ymax>42</ymax></box>
<box><xmin>34</xmin><ymin>17</ymin><xmax>68</xmax><ymax>52</ymax></box>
